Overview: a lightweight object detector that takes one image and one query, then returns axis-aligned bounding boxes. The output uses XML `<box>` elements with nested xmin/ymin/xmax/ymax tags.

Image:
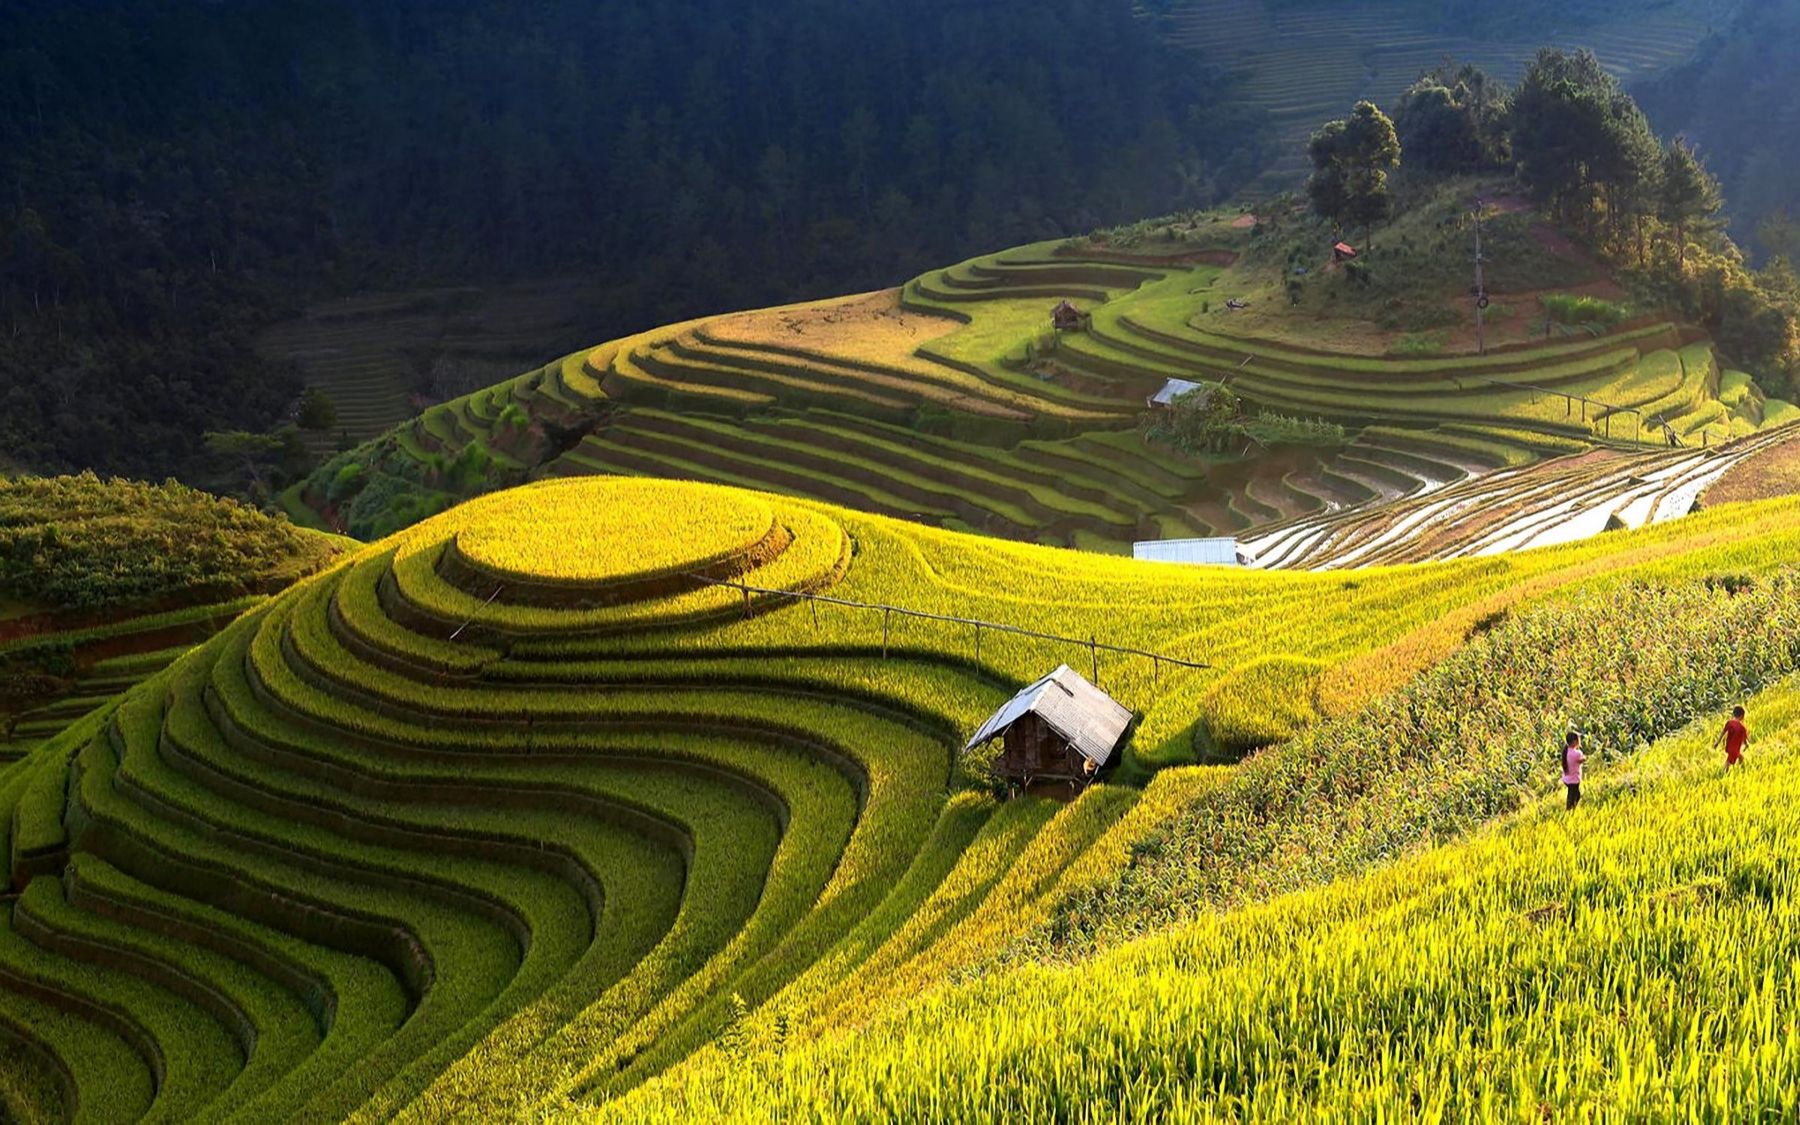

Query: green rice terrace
<box><xmin>7</xmin><ymin>474</ymin><xmax>1800</xmax><ymax>1119</ymax></box>
<box><xmin>294</xmin><ymin>183</ymin><xmax>1798</xmax><ymax>566</ymax></box>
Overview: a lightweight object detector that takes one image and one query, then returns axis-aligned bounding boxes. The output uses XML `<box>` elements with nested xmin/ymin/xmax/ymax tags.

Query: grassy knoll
<box><xmin>5</xmin><ymin>476</ymin><xmax>1800</xmax><ymax>1119</ymax></box>
<box><xmin>0</xmin><ymin>475</ymin><xmax>345</xmax><ymax>766</ymax></box>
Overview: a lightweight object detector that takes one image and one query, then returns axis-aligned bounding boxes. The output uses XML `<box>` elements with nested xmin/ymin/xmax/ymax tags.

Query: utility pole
<box><xmin>1471</xmin><ymin>196</ymin><xmax>1489</xmax><ymax>355</ymax></box>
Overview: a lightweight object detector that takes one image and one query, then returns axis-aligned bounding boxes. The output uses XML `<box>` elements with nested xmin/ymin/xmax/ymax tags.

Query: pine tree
<box><xmin>1659</xmin><ymin>136</ymin><xmax>1723</xmax><ymax>273</ymax></box>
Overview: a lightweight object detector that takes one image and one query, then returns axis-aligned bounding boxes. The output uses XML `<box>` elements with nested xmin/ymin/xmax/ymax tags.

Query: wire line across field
<box><xmin>685</xmin><ymin>572</ymin><xmax>1214</xmax><ymax>685</ymax></box>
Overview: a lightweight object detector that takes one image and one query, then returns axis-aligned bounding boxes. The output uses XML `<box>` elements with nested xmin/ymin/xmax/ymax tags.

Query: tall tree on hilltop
<box><xmin>1392</xmin><ymin>63</ymin><xmax>1507</xmax><ymax>176</ymax></box>
<box><xmin>1307</xmin><ymin>101</ymin><xmax>1401</xmax><ymax>245</ymax></box>
<box><xmin>1659</xmin><ymin>136</ymin><xmax>1723</xmax><ymax>273</ymax></box>
<box><xmin>1509</xmin><ymin>49</ymin><xmax>1637</xmax><ymax>228</ymax></box>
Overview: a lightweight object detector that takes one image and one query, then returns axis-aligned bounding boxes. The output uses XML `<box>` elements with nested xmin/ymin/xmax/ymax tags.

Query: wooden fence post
<box><xmin>1089</xmin><ymin>634</ymin><xmax>1099</xmax><ymax>684</ymax></box>
<box><xmin>973</xmin><ymin>623</ymin><xmax>981</xmax><ymax>664</ymax></box>
<box><xmin>882</xmin><ymin>608</ymin><xmax>891</xmax><ymax>658</ymax></box>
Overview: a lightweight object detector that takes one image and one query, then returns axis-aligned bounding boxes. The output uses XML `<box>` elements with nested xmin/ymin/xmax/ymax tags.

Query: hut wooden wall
<box><xmin>995</xmin><ymin>713</ymin><xmax>1084</xmax><ymax>781</ymax></box>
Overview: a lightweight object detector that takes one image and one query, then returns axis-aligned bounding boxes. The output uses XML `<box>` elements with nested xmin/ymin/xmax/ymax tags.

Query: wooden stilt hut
<box><xmin>964</xmin><ymin>664</ymin><xmax>1132</xmax><ymax>792</ymax></box>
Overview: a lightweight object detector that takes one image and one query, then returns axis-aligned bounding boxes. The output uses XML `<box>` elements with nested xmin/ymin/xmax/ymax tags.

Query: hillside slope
<box><xmin>611</xmin><ymin>668</ymin><xmax>1800</xmax><ymax>1119</ymax></box>
<box><xmin>1152</xmin><ymin>0</ymin><xmax>1730</xmax><ymax>183</ymax></box>
<box><xmin>6</xmin><ymin>476</ymin><xmax>1800</xmax><ymax>1119</ymax></box>
<box><xmin>0</xmin><ymin>476</ymin><xmax>346</xmax><ymax>767</ymax></box>
<box><xmin>296</xmin><ymin>189</ymin><xmax>1792</xmax><ymax>565</ymax></box>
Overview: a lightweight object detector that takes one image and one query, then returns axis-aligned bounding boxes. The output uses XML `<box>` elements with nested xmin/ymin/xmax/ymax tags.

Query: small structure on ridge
<box><xmin>1333</xmin><ymin>241</ymin><xmax>1359</xmax><ymax>262</ymax></box>
<box><xmin>1050</xmin><ymin>300</ymin><xmax>1089</xmax><ymax>331</ymax></box>
<box><xmin>964</xmin><ymin>664</ymin><xmax>1132</xmax><ymax>791</ymax></box>
<box><xmin>1147</xmin><ymin>377</ymin><xmax>1211</xmax><ymax>411</ymax></box>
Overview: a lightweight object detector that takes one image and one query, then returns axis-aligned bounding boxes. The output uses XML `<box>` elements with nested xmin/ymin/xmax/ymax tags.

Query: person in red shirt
<box><xmin>1713</xmin><ymin>706</ymin><xmax>1749</xmax><ymax>768</ymax></box>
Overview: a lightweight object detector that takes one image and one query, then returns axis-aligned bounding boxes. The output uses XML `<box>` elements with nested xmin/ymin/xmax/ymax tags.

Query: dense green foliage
<box><xmin>1306</xmin><ymin>101</ymin><xmax>1401</xmax><ymax>239</ymax></box>
<box><xmin>0</xmin><ymin>0</ymin><xmax>1267</xmax><ymax>483</ymax></box>
<box><xmin>1391</xmin><ymin>62</ymin><xmax>1509</xmax><ymax>175</ymax></box>
<box><xmin>0</xmin><ymin>475</ymin><xmax>339</xmax><ymax>611</ymax></box>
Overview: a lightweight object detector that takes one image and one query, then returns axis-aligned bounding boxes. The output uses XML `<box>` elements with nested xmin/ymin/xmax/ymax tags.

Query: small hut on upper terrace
<box><xmin>964</xmin><ymin>664</ymin><xmax>1131</xmax><ymax>791</ymax></box>
<box><xmin>1051</xmin><ymin>300</ymin><xmax>1088</xmax><ymax>331</ymax></box>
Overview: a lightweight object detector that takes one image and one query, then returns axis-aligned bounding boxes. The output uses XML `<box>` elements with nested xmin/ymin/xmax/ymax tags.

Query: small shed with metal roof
<box><xmin>964</xmin><ymin>664</ymin><xmax>1132</xmax><ymax>788</ymax></box>
<box><xmin>1132</xmin><ymin>537</ymin><xmax>1251</xmax><ymax>567</ymax></box>
<box><xmin>1147</xmin><ymin>377</ymin><xmax>1211</xmax><ymax>410</ymax></box>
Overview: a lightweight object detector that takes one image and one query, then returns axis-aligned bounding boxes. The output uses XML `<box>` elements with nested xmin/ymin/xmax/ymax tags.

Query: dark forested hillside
<box><xmin>1637</xmin><ymin>0</ymin><xmax>1800</xmax><ymax>261</ymax></box>
<box><xmin>0</xmin><ymin>0</ymin><xmax>1266</xmax><ymax>483</ymax></box>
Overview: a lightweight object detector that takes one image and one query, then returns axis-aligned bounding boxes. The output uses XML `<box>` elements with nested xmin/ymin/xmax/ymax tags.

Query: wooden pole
<box><xmin>973</xmin><ymin>623</ymin><xmax>981</xmax><ymax>664</ymax></box>
<box><xmin>1472</xmin><ymin>197</ymin><xmax>1487</xmax><ymax>356</ymax></box>
<box><xmin>882</xmin><ymin>608</ymin><xmax>891</xmax><ymax>658</ymax></box>
<box><xmin>1090</xmin><ymin>634</ymin><xmax>1099</xmax><ymax>684</ymax></box>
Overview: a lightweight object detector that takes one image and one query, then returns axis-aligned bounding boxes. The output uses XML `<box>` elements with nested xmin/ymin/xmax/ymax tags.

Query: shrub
<box><xmin>1541</xmin><ymin>292</ymin><xmax>1629</xmax><ymax>327</ymax></box>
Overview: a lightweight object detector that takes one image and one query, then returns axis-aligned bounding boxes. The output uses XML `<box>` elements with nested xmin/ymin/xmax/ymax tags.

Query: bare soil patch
<box><xmin>708</xmin><ymin>289</ymin><xmax>958</xmax><ymax>365</ymax></box>
<box><xmin>1705</xmin><ymin>429</ymin><xmax>1800</xmax><ymax>506</ymax></box>
<box><xmin>1229</xmin><ymin>213</ymin><xmax>1259</xmax><ymax>229</ymax></box>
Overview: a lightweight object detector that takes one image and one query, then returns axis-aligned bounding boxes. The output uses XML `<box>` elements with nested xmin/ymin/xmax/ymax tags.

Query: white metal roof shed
<box><xmin>1147</xmin><ymin>377</ymin><xmax>1210</xmax><ymax>408</ymax></box>
<box><xmin>963</xmin><ymin>664</ymin><xmax>1132</xmax><ymax>766</ymax></box>
<box><xmin>1132</xmin><ymin>537</ymin><xmax>1247</xmax><ymax>566</ymax></box>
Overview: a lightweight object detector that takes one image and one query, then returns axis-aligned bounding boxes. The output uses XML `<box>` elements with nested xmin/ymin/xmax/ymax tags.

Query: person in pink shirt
<box><xmin>1560</xmin><ymin>730</ymin><xmax>1585</xmax><ymax>810</ymax></box>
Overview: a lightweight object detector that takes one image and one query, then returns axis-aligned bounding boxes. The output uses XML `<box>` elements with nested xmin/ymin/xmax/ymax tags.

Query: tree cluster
<box><xmin>1305</xmin><ymin>47</ymin><xmax>1798</xmax><ymax>396</ymax></box>
<box><xmin>1306</xmin><ymin>103</ymin><xmax>1402</xmax><ymax>244</ymax></box>
<box><xmin>0</xmin><ymin>473</ymin><xmax>341</xmax><ymax>611</ymax></box>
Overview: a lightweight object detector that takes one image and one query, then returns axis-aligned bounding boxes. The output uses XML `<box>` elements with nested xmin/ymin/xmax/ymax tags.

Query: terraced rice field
<box><xmin>1</xmin><ymin>600</ymin><xmax>267</xmax><ymax>768</ymax></box>
<box><xmin>1153</xmin><ymin>0</ymin><xmax>1726</xmax><ymax>181</ymax></box>
<box><xmin>610</xmin><ymin>659</ymin><xmax>1800</xmax><ymax>1119</ymax></box>
<box><xmin>306</xmin><ymin>235</ymin><xmax>1782</xmax><ymax>565</ymax></box>
<box><xmin>1245</xmin><ymin>423</ymin><xmax>1796</xmax><ymax>569</ymax></box>
<box><xmin>9</xmin><ymin>476</ymin><xmax>1800</xmax><ymax>1120</ymax></box>
<box><xmin>259</xmin><ymin>281</ymin><xmax>616</xmax><ymax>456</ymax></box>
